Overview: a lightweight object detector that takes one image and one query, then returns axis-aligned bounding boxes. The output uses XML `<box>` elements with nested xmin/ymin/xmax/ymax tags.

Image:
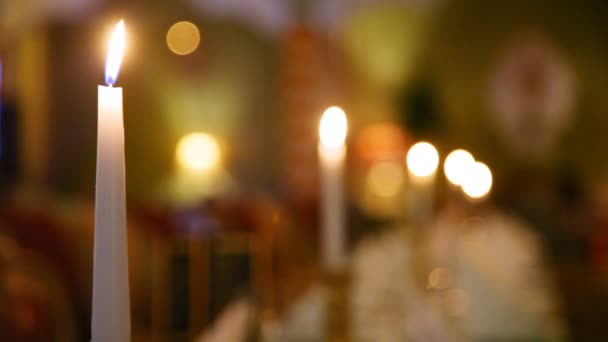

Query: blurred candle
<box><xmin>318</xmin><ymin>106</ymin><xmax>348</xmax><ymax>272</ymax></box>
<box><xmin>92</xmin><ymin>20</ymin><xmax>130</xmax><ymax>342</ymax></box>
<box><xmin>406</xmin><ymin>141</ymin><xmax>439</xmax><ymax>224</ymax></box>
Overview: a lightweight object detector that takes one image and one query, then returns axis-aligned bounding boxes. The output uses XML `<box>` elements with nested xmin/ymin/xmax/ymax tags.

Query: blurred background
<box><xmin>1</xmin><ymin>0</ymin><xmax>608</xmax><ymax>340</ymax></box>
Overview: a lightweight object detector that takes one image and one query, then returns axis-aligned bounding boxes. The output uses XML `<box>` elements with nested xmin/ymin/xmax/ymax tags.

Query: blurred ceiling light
<box><xmin>319</xmin><ymin>106</ymin><xmax>348</xmax><ymax>148</ymax></box>
<box><xmin>406</xmin><ymin>141</ymin><xmax>439</xmax><ymax>178</ymax></box>
<box><xmin>444</xmin><ymin>149</ymin><xmax>475</xmax><ymax>187</ymax></box>
<box><xmin>176</xmin><ymin>133</ymin><xmax>220</xmax><ymax>172</ymax></box>
<box><xmin>367</xmin><ymin>161</ymin><xmax>404</xmax><ymax>198</ymax></box>
<box><xmin>166</xmin><ymin>21</ymin><xmax>201</xmax><ymax>56</ymax></box>
<box><xmin>461</xmin><ymin>161</ymin><xmax>493</xmax><ymax>199</ymax></box>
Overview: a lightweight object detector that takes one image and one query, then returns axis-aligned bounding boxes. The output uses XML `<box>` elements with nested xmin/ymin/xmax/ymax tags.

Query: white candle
<box><xmin>406</xmin><ymin>141</ymin><xmax>439</xmax><ymax>224</ymax></box>
<box><xmin>318</xmin><ymin>106</ymin><xmax>348</xmax><ymax>272</ymax></box>
<box><xmin>92</xmin><ymin>20</ymin><xmax>130</xmax><ymax>342</ymax></box>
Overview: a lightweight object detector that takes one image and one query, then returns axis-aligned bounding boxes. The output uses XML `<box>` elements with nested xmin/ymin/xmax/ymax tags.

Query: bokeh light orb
<box><xmin>444</xmin><ymin>149</ymin><xmax>475</xmax><ymax>186</ymax></box>
<box><xmin>176</xmin><ymin>133</ymin><xmax>220</xmax><ymax>172</ymax></box>
<box><xmin>354</xmin><ymin>123</ymin><xmax>409</xmax><ymax>166</ymax></box>
<box><xmin>166</xmin><ymin>21</ymin><xmax>200</xmax><ymax>55</ymax></box>
<box><xmin>461</xmin><ymin>161</ymin><xmax>493</xmax><ymax>199</ymax></box>
<box><xmin>367</xmin><ymin>161</ymin><xmax>405</xmax><ymax>198</ymax></box>
<box><xmin>319</xmin><ymin>106</ymin><xmax>348</xmax><ymax>148</ymax></box>
<box><xmin>406</xmin><ymin>142</ymin><xmax>439</xmax><ymax>177</ymax></box>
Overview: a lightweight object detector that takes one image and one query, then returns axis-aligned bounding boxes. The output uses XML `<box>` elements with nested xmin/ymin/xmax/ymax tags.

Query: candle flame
<box><xmin>406</xmin><ymin>141</ymin><xmax>439</xmax><ymax>178</ymax></box>
<box><xmin>444</xmin><ymin>149</ymin><xmax>474</xmax><ymax>186</ymax></box>
<box><xmin>461</xmin><ymin>161</ymin><xmax>493</xmax><ymax>199</ymax></box>
<box><xmin>105</xmin><ymin>20</ymin><xmax>126</xmax><ymax>86</ymax></box>
<box><xmin>319</xmin><ymin>106</ymin><xmax>348</xmax><ymax>148</ymax></box>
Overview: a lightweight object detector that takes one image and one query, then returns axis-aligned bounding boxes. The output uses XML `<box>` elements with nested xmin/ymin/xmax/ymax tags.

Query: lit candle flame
<box><xmin>105</xmin><ymin>20</ymin><xmax>126</xmax><ymax>86</ymax></box>
<box><xmin>406</xmin><ymin>141</ymin><xmax>439</xmax><ymax>178</ymax></box>
<box><xmin>319</xmin><ymin>106</ymin><xmax>348</xmax><ymax>148</ymax></box>
<box><xmin>461</xmin><ymin>161</ymin><xmax>493</xmax><ymax>199</ymax></box>
<box><xmin>444</xmin><ymin>149</ymin><xmax>474</xmax><ymax>186</ymax></box>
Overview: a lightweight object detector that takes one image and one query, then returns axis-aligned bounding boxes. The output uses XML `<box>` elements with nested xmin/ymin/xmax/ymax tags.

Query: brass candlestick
<box><xmin>324</xmin><ymin>269</ymin><xmax>351</xmax><ymax>342</ymax></box>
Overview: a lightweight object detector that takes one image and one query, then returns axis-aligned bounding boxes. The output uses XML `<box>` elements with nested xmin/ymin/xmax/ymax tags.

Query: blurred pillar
<box><xmin>0</xmin><ymin>48</ymin><xmax>20</xmax><ymax>186</ymax></box>
<box><xmin>279</xmin><ymin>24</ymin><xmax>335</xmax><ymax>205</ymax></box>
<box><xmin>16</xmin><ymin>27</ymin><xmax>50</xmax><ymax>190</ymax></box>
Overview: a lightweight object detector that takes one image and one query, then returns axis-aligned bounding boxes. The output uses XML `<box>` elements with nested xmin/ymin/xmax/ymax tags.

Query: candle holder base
<box><xmin>323</xmin><ymin>269</ymin><xmax>351</xmax><ymax>342</ymax></box>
